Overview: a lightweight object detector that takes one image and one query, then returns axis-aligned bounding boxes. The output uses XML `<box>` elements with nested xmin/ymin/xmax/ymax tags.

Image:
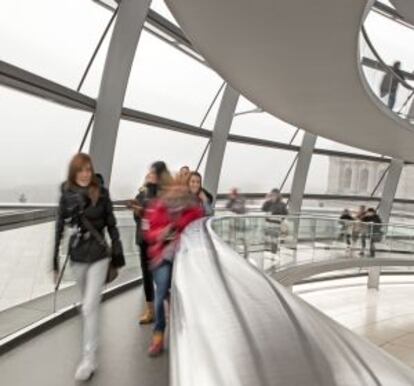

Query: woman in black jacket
<box><xmin>128</xmin><ymin>161</ymin><xmax>172</xmax><ymax>325</ymax></box>
<box><xmin>53</xmin><ymin>153</ymin><xmax>125</xmax><ymax>382</ymax></box>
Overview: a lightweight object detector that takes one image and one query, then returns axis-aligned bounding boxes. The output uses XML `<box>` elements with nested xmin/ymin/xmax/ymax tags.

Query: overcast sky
<box><xmin>0</xmin><ymin>1</ymin><xmax>413</xmax><ymax>202</ymax></box>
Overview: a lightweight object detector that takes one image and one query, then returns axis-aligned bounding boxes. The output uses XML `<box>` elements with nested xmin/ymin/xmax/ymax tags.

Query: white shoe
<box><xmin>75</xmin><ymin>353</ymin><xmax>96</xmax><ymax>382</ymax></box>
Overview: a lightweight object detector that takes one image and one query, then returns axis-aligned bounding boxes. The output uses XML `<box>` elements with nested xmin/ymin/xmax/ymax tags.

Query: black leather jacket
<box><xmin>133</xmin><ymin>183</ymin><xmax>158</xmax><ymax>245</ymax></box>
<box><xmin>53</xmin><ymin>184</ymin><xmax>125</xmax><ymax>271</ymax></box>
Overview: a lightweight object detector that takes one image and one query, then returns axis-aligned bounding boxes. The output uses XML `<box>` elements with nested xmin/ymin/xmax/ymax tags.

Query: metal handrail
<box><xmin>170</xmin><ymin>219</ymin><xmax>414</xmax><ymax>385</ymax></box>
<box><xmin>211</xmin><ymin>213</ymin><xmax>414</xmax><ymax>232</ymax></box>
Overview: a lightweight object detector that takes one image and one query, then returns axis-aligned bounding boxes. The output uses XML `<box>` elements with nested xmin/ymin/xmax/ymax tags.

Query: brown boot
<box><xmin>139</xmin><ymin>302</ymin><xmax>155</xmax><ymax>325</ymax></box>
<box><xmin>148</xmin><ymin>331</ymin><xmax>164</xmax><ymax>357</ymax></box>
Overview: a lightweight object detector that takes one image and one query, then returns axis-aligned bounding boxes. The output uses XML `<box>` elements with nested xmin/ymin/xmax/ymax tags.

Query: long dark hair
<box><xmin>151</xmin><ymin>161</ymin><xmax>173</xmax><ymax>192</ymax></box>
<box><xmin>188</xmin><ymin>171</ymin><xmax>203</xmax><ymax>195</ymax></box>
<box><xmin>65</xmin><ymin>153</ymin><xmax>100</xmax><ymax>204</ymax></box>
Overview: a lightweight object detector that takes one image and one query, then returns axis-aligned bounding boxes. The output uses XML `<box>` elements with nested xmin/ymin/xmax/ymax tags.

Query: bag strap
<box><xmin>80</xmin><ymin>215</ymin><xmax>109</xmax><ymax>249</ymax></box>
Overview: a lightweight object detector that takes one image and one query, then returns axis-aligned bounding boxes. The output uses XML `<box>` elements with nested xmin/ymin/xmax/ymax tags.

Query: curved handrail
<box><xmin>170</xmin><ymin>218</ymin><xmax>414</xmax><ymax>385</ymax></box>
<box><xmin>273</xmin><ymin>257</ymin><xmax>414</xmax><ymax>287</ymax></box>
<box><xmin>212</xmin><ymin>213</ymin><xmax>414</xmax><ymax>233</ymax></box>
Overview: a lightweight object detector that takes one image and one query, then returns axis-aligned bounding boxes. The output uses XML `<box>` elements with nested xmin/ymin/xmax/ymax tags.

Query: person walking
<box><xmin>53</xmin><ymin>153</ymin><xmax>125</xmax><ymax>381</ymax></box>
<box><xmin>128</xmin><ymin>162</ymin><xmax>173</xmax><ymax>325</ymax></box>
<box><xmin>339</xmin><ymin>209</ymin><xmax>354</xmax><ymax>249</ymax></box>
<box><xmin>144</xmin><ymin>179</ymin><xmax>204</xmax><ymax>356</ymax></box>
<box><xmin>380</xmin><ymin>61</ymin><xmax>405</xmax><ymax>110</ymax></box>
<box><xmin>262</xmin><ymin>189</ymin><xmax>288</xmax><ymax>254</ymax></box>
<box><xmin>360</xmin><ymin>208</ymin><xmax>382</xmax><ymax>257</ymax></box>
<box><xmin>261</xmin><ymin>188</ymin><xmax>288</xmax><ymax>215</ymax></box>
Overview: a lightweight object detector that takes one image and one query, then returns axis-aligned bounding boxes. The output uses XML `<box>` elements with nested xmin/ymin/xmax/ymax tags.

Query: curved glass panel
<box><xmin>365</xmin><ymin>12</ymin><xmax>414</xmax><ymax>71</ymax></box>
<box><xmin>361</xmin><ymin>11</ymin><xmax>414</xmax><ymax>120</ymax></box>
<box><xmin>306</xmin><ymin>154</ymin><xmax>388</xmax><ymax>198</ymax></box>
<box><xmin>80</xmin><ymin>21</ymin><xmax>115</xmax><ymax>98</ymax></box>
<box><xmin>231</xmin><ymin>96</ymin><xmax>304</xmax><ymax>145</ymax></box>
<box><xmin>0</xmin><ymin>87</ymin><xmax>91</xmax><ymax>204</ymax></box>
<box><xmin>110</xmin><ymin>120</ymin><xmax>209</xmax><ymax>199</ymax></box>
<box><xmin>219</xmin><ymin>142</ymin><xmax>297</xmax><ymax>194</ymax></box>
<box><xmin>395</xmin><ymin>164</ymin><xmax>414</xmax><ymax>200</ymax></box>
<box><xmin>0</xmin><ymin>0</ymin><xmax>113</xmax><ymax>89</ymax></box>
<box><xmin>124</xmin><ymin>31</ymin><xmax>223</xmax><ymax>128</ymax></box>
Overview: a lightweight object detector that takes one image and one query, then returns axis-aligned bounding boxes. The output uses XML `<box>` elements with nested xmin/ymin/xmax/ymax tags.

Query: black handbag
<box><xmin>79</xmin><ymin>215</ymin><xmax>119</xmax><ymax>284</ymax></box>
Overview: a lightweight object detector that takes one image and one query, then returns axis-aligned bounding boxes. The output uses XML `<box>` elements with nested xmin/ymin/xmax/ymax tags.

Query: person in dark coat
<box><xmin>128</xmin><ymin>161</ymin><xmax>173</xmax><ymax>325</ymax></box>
<box><xmin>262</xmin><ymin>188</ymin><xmax>288</xmax><ymax>216</ymax></box>
<box><xmin>360</xmin><ymin>208</ymin><xmax>382</xmax><ymax>257</ymax></box>
<box><xmin>380</xmin><ymin>61</ymin><xmax>405</xmax><ymax>110</ymax></box>
<box><xmin>53</xmin><ymin>153</ymin><xmax>124</xmax><ymax>381</ymax></box>
<box><xmin>339</xmin><ymin>209</ymin><xmax>354</xmax><ymax>247</ymax></box>
<box><xmin>226</xmin><ymin>188</ymin><xmax>246</xmax><ymax>214</ymax></box>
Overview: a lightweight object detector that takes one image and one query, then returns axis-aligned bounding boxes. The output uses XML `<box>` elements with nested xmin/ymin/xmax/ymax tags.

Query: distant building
<box><xmin>326</xmin><ymin>158</ymin><xmax>414</xmax><ymax>199</ymax></box>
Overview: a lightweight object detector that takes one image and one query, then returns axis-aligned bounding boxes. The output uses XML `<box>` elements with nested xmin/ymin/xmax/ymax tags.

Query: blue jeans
<box><xmin>152</xmin><ymin>261</ymin><xmax>172</xmax><ymax>332</ymax></box>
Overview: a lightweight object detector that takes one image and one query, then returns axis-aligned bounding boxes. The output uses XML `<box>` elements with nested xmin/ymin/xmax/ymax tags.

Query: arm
<box><xmin>132</xmin><ymin>191</ymin><xmax>145</xmax><ymax>223</ymax></box>
<box><xmin>199</xmin><ymin>191</ymin><xmax>213</xmax><ymax>216</ymax></box>
<box><xmin>53</xmin><ymin>194</ymin><xmax>66</xmax><ymax>272</ymax></box>
<box><xmin>203</xmin><ymin>202</ymin><xmax>214</xmax><ymax>217</ymax></box>
<box><xmin>262</xmin><ymin>200</ymin><xmax>270</xmax><ymax>212</ymax></box>
<box><xmin>202</xmin><ymin>188</ymin><xmax>214</xmax><ymax>205</ymax></box>
<box><xmin>175</xmin><ymin>206</ymin><xmax>204</xmax><ymax>233</ymax></box>
<box><xmin>104</xmin><ymin>190</ymin><xmax>125</xmax><ymax>268</ymax></box>
<box><xmin>144</xmin><ymin>203</ymin><xmax>170</xmax><ymax>245</ymax></box>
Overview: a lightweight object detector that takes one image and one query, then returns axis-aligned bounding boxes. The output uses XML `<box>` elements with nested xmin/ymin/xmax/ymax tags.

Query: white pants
<box><xmin>71</xmin><ymin>258</ymin><xmax>109</xmax><ymax>355</ymax></box>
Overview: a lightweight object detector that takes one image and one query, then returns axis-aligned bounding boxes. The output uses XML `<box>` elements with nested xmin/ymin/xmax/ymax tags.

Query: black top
<box><xmin>262</xmin><ymin>200</ymin><xmax>288</xmax><ymax>216</ymax></box>
<box><xmin>339</xmin><ymin>214</ymin><xmax>354</xmax><ymax>221</ymax></box>
<box><xmin>361</xmin><ymin>213</ymin><xmax>382</xmax><ymax>234</ymax></box>
<box><xmin>226</xmin><ymin>196</ymin><xmax>246</xmax><ymax>214</ymax></box>
<box><xmin>133</xmin><ymin>183</ymin><xmax>158</xmax><ymax>245</ymax></box>
<box><xmin>53</xmin><ymin>184</ymin><xmax>125</xmax><ymax>271</ymax></box>
<box><xmin>202</xmin><ymin>188</ymin><xmax>214</xmax><ymax>205</ymax></box>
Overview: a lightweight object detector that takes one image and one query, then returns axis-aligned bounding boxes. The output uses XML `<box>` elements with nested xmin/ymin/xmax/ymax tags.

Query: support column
<box><xmin>378</xmin><ymin>158</ymin><xmax>403</xmax><ymax>223</ymax></box>
<box><xmin>204</xmin><ymin>85</ymin><xmax>240</xmax><ymax>200</ymax></box>
<box><xmin>288</xmin><ymin>132</ymin><xmax>317</xmax><ymax>215</ymax></box>
<box><xmin>89</xmin><ymin>0</ymin><xmax>151</xmax><ymax>185</ymax></box>
<box><xmin>367</xmin><ymin>266</ymin><xmax>381</xmax><ymax>290</ymax></box>
<box><xmin>367</xmin><ymin>158</ymin><xmax>403</xmax><ymax>290</ymax></box>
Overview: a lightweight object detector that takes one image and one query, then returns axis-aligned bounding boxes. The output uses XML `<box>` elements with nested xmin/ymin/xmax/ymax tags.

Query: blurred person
<box><xmin>380</xmin><ymin>61</ymin><xmax>405</xmax><ymax>110</ymax></box>
<box><xmin>360</xmin><ymin>208</ymin><xmax>382</xmax><ymax>257</ymax></box>
<box><xmin>151</xmin><ymin>160</ymin><xmax>173</xmax><ymax>189</ymax></box>
<box><xmin>188</xmin><ymin>171</ymin><xmax>213</xmax><ymax>216</ymax></box>
<box><xmin>53</xmin><ymin>153</ymin><xmax>125</xmax><ymax>381</ymax></box>
<box><xmin>127</xmin><ymin>161</ymin><xmax>172</xmax><ymax>324</ymax></box>
<box><xmin>127</xmin><ymin>172</ymin><xmax>158</xmax><ymax>325</ymax></box>
<box><xmin>356</xmin><ymin>205</ymin><xmax>367</xmax><ymax>220</ymax></box>
<box><xmin>262</xmin><ymin>189</ymin><xmax>288</xmax><ymax>254</ymax></box>
<box><xmin>352</xmin><ymin>205</ymin><xmax>367</xmax><ymax>243</ymax></box>
<box><xmin>144</xmin><ymin>179</ymin><xmax>204</xmax><ymax>356</ymax></box>
<box><xmin>179</xmin><ymin>165</ymin><xmax>190</xmax><ymax>182</ymax></box>
<box><xmin>261</xmin><ymin>188</ymin><xmax>288</xmax><ymax>216</ymax></box>
<box><xmin>226</xmin><ymin>188</ymin><xmax>246</xmax><ymax>214</ymax></box>
<box><xmin>339</xmin><ymin>209</ymin><xmax>354</xmax><ymax>248</ymax></box>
